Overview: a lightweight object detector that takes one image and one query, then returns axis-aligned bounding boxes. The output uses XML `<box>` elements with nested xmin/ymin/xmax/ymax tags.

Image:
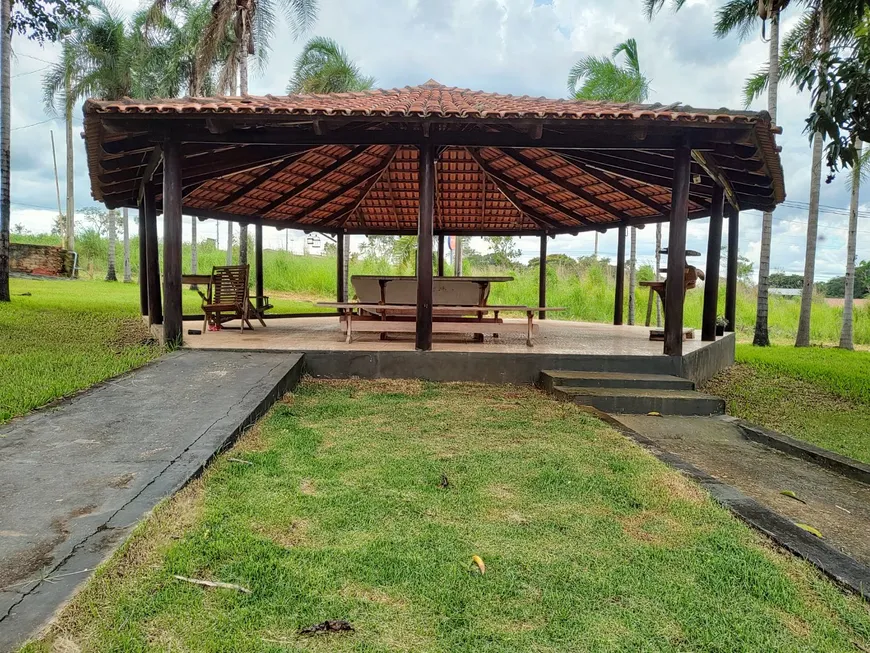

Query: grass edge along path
<box><xmin>705</xmin><ymin>344</ymin><xmax>870</xmax><ymax>465</ymax></box>
<box><xmin>21</xmin><ymin>380</ymin><xmax>870</xmax><ymax>652</ymax></box>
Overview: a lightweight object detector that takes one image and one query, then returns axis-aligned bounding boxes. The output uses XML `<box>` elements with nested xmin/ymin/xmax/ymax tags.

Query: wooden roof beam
<box><xmin>502</xmin><ymin>149</ymin><xmax>640</xmax><ymax>222</ymax></box>
<box><xmin>215</xmin><ymin>150</ymin><xmax>314</xmax><ymax>209</ymax></box>
<box><xmin>256</xmin><ymin>145</ymin><xmax>371</xmax><ymax>215</ymax></box>
<box><xmin>559</xmin><ymin>154</ymin><xmax>670</xmax><ymax>215</ymax></box>
<box><xmin>692</xmin><ymin>151</ymin><xmax>740</xmax><ymax>210</ymax></box>
<box><xmin>468</xmin><ymin>148</ymin><xmax>608</xmax><ymax>228</ymax></box>
<box><xmin>279</xmin><ymin>147</ymin><xmax>398</xmax><ymax>222</ymax></box>
<box><xmin>465</xmin><ymin>148</ymin><xmax>566</xmax><ymax>231</ymax></box>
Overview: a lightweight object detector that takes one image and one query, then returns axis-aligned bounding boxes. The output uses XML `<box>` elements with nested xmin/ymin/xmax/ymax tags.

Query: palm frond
<box><xmin>743</xmin><ymin>65</ymin><xmax>769</xmax><ymax>107</ymax></box>
<box><xmin>714</xmin><ymin>0</ymin><xmax>758</xmax><ymax>41</ymax></box>
<box><xmin>288</xmin><ymin>36</ymin><xmax>373</xmax><ymax>94</ymax></box>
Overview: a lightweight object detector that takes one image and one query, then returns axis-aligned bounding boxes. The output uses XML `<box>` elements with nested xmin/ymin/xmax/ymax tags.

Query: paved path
<box><xmin>0</xmin><ymin>351</ymin><xmax>303</xmax><ymax>651</ymax></box>
<box><xmin>615</xmin><ymin>414</ymin><xmax>870</xmax><ymax>567</ymax></box>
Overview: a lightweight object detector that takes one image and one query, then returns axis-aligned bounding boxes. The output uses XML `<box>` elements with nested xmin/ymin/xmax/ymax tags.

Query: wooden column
<box><xmin>702</xmin><ymin>186</ymin><xmax>725</xmax><ymax>341</ymax></box>
<box><xmin>137</xmin><ymin>200</ymin><xmax>148</xmax><ymax>316</ymax></box>
<box><xmin>614</xmin><ymin>224</ymin><xmax>626</xmax><ymax>325</ymax></box>
<box><xmin>336</xmin><ymin>229</ymin><xmax>346</xmax><ymax>302</ymax></box>
<box><xmin>144</xmin><ymin>183</ymin><xmax>162</xmax><ymax>326</ymax></box>
<box><xmin>416</xmin><ymin>143</ymin><xmax>435</xmax><ymax>351</ymax></box>
<box><xmin>539</xmin><ymin>235</ymin><xmax>547</xmax><ymax>319</ymax></box>
<box><xmin>664</xmin><ymin>145</ymin><xmax>692</xmax><ymax>356</ymax></box>
<box><xmin>162</xmin><ymin>140</ymin><xmax>183</xmax><ymax>346</ymax></box>
<box><xmin>255</xmin><ymin>224</ymin><xmax>264</xmax><ymax>310</ymax></box>
<box><xmin>437</xmin><ymin>234</ymin><xmax>445</xmax><ymax>276</ymax></box>
<box><xmin>725</xmin><ymin>205</ymin><xmax>739</xmax><ymax>332</ymax></box>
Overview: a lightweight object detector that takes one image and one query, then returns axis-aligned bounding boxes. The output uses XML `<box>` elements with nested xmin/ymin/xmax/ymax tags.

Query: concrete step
<box><xmin>552</xmin><ymin>385</ymin><xmax>725</xmax><ymax>416</ymax></box>
<box><xmin>539</xmin><ymin>370</ymin><xmax>695</xmax><ymax>392</ymax></box>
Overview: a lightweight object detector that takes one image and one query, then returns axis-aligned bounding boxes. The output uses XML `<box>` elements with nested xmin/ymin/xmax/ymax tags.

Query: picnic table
<box><xmin>317</xmin><ymin>302</ymin><xmax>565</xmax><ymax>346</ymax></box>
<box><xmin>351</xmin><ymin>275</ymin><xmax>513</xmax><ymax>308</ymax></box>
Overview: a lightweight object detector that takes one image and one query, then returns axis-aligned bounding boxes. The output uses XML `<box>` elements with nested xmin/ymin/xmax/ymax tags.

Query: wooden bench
<box><xmin>317</xmin><ymin>303</ymin><xmax>565</xmax><ymax>346</ymax></box>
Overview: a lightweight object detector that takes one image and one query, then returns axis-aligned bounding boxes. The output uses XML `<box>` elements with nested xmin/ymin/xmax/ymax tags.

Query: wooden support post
<box><xmin>162</xmin><ymin>140</ymin><xmax>183</xmax><ymax>347</ymax></box>
<box><xmin>336</xmin><ymin>229</ymin><xmax>346</xmax><ymax>303</ymax></box>
<box><xmin>437</xmin><ymin>234</ymin><xmax>445</xmax><ymax>276</ymax></box>
<box><xmin>664</xmin><ymin>144</ymin><xmax>691</xmax><ymax>356</ymax></box>
<box><xmin>144</xmin><ymin>183</ymin><xmax>162</xmax><ymax>326</ymax></box>
<box><xmin>255</xmin><ymin>224</ymin><xmax>264</xmax><ymax>310</ymax></box>
<box><xmin>725</xmin><ymin>205</ymin><xmax>739</xmax><ymax>332</ymax></box>
<box><xmin>614</xmin><ymin>224</ymin><xmax>626</xmax><ymax>325</ymax></box>
<box><xmin>539</xmin><ymin>235</ymin><xmax>547</xmax><ymax>320</ymax></box>
<box><xmin>137</xmin><ymin>199</ymin><xmax>148</xmax><ymax>316</ymax></box>
<box><xmin>416</xmin><ymin>143</ymin><xmax>435</xmax><ymax>351</ymax></box>
<box><xmin>702</xmin><ymin>185</ymin><xmax>725</xmax><ymax>341</ymax></box>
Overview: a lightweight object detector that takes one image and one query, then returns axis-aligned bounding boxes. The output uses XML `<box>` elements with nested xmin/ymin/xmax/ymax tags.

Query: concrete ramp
<box><xmin>0</xmin><ymin>351</ymin><xmax>303</xmax><ymax>651</ymax></box>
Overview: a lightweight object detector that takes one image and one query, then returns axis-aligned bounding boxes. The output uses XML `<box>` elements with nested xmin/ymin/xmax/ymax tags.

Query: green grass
<box><xmin>0</xmin><ymin>278</ymin><xmax>162</xmax><ymax>423</ymax></box>
<box><xmin>705</xmin><ymin>344</ymin><xmax>870</xmax><ymax>465</ymax></box>
<box><xmin>21</xmin><ymin>380</ymin><xmax>870</xmax><ymax>652</ymax></box>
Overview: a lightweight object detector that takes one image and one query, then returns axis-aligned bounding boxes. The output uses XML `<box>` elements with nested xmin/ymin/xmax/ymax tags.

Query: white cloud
<box><xmin>7</xmin><ymin>0</ymin><xmax>869</xmax><ymax>281</ymax></box>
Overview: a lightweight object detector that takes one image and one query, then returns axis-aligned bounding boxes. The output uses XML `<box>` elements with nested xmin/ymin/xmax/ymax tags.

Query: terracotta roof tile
<box><xmin>83</xmin><ymin>81</ymin><xmax>774</xmax><ymax>127</ymax></box>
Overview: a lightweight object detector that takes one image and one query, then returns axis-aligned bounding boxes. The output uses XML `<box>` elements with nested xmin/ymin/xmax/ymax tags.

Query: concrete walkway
<box><xmin>0</xmin><ymin>351</ymin><xmax>303</xmax><ymax>651</ymax></box>
<box><xmin>615</xmin><ymin>415</ymin><xmax>870</xmax><ymax>568</ymax></box>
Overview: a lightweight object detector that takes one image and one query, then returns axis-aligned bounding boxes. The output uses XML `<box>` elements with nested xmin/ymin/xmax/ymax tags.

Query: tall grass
<box><xmin>12</xmin><ymin>234</ymin><xmax>869</xmax><ymax>345</ymax></box>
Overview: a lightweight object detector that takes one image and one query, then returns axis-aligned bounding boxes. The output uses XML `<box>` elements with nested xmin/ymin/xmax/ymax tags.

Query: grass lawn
<box><xmin>0</xmin><ymin>278</ymin><xmax>330</xmax><ymax>424</ymax></box>
<box><xmin>704</xmin><ymin>344</ymin><xmax>870</xmax><ymax>465</ymax></box>
<box><xmin>0</xmin><ymin>278</ymin><xmax>162</xmax><ymax>423</ymax></box>
<box><xmin>23</xmin><ymin>380</ymin><xmax>870</xmax><ymax>652</ymax></box>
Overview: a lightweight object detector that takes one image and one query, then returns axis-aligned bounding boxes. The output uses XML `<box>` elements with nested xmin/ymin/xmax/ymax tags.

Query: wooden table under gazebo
<box><xmin>81</xmin><ymin>79</ymin><xmax>785</xmax><ymax>354</ymax></box>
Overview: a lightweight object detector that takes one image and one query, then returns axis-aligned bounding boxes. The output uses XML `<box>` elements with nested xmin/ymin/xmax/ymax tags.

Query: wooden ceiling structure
<box><xmin>83</xmin><ymin>80</ymin><xmax>785</xmax><ymax>236</ymax></box>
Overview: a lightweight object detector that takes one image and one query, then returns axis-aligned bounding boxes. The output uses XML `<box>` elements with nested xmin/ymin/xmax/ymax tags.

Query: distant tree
<box><xmin>738</xmin><ymin>255</ymin><xmax>754</xmax><ymax>284</ymax></box>
<box><xmin>483</xmin><ymin>236</ymin><xmax>521</xmax><ymax>267</ymax></box>
<box><xmin>359</xmin><ymin>235</ymin><xmax>396</xmax><ymax>261</ymax></box>
<box><xmin>824</xmin><ymin>276</ymin><xmax>846</xmax><ymax>297</ymax></box>
<box><xmin>768</xmin><ymin>272</ymin><xmax>804</xmax><ymax>288</ymax></box>
<box><xmin>12</xmin><ymin>223</ymin><xmax>25</xmax><ymax>235</ymax></box>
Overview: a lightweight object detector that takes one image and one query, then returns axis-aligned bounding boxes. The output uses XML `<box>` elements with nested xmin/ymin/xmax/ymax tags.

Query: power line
<box><xmin>12</xmin><ymin>65</ymin><xmax>50</xmax><ymax>78</ymax></box>
<box><xmin>12</xmin><ymin>118</ymin><xmax>55</xmax><ymax>131</ymax></box>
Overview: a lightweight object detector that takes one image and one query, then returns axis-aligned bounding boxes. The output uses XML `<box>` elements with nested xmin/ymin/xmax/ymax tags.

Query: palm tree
<box><xmin>289</xmin><ymin>36</ymin><xmax>374</xmax><ymax>286</ymax></box>
<box><xmin>287</xmin><ymin>36</ymin><xmax>375</xmax><ymax>94</ymax></box>
<box><xmin>743</xmin><ymin>6</ymin><xmax>859</xmax><ymax>346</ymax></box>
<box><xmin>123</xmin><ymin>207</ymin><xmax>131</xmax><ymax>282</ymax></box>
<box><xmin>0</xmin><ymin>0</ymin><xmax>11</xmax><ymax>302</ymax></box>
<box><xmin>569</xmin><ymin>38</ymin><xmax>650</xmax><ymax>324</ymax></box>
<box><xmin>840</xmin><ymin>141</ymin><xmax>863</xmax><ymax>349</ymax></box>
<box><xmin>105</xmin><ymin>209</ymin><xmax>117</xmax><ymax>281</ymax></box>
<box><xmin>648</xmin><ymin>0</ymin><xmax>785</xmax><ymax>345</ymax></box>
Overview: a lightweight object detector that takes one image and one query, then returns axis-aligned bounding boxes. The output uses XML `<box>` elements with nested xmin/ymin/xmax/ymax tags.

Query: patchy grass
<box><xmin>704</xmin><ymin>345</ymin><xmax>870</xmax><ymax>466</ymax></box>
<box><xmin>0</xmin><ymin>279</ymin><xmax>161</xmax><ymax>423</ymax></box>
<box><xmin>22</xmin><ymin>381</ymin><xmax>870</xmax><ymax>652</ymax></box>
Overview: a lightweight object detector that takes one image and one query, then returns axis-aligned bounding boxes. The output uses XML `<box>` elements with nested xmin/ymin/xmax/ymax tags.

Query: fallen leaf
<box><xmin>471</xmin><ymin>555</ymin><xmax>486</xmax><ymax>575</ymax></box>
<box><xmin>780</xmin><ymin>490</ymin><xmax>807</xmax><ymax>504</ymax></box>
<box><xmin>647</xmin><ymin>411</ymin><xmax>662</xmax><ymax>417</ymax></box>
<box><xmin>795</xmin><ymin>523</ymin><xmax>824</xmax><ymax>538</ymax></box>
<box><xmin>298</xmin><ymin>620</ymin><xmax>354</xmax><ymax>636</ymax></box>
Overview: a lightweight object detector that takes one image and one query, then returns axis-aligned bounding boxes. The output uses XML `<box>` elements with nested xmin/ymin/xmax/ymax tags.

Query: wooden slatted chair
<box><xmin>202</xmin><ymin>265</ymin><xmax>255</xmax><ymax>332</ymax></box>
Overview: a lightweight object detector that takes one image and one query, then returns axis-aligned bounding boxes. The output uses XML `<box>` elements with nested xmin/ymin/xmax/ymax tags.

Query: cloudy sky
<box><xmin>7</xmin><ymin>0</ymin><xmax>868</xmax><ymax>279</ymax></box>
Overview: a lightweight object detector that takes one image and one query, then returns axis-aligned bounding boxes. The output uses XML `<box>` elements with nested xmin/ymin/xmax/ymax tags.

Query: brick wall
<box><xmin>10</xmin><ymin>244</ymin><xmax>74</xmax><ymax>276</ymax></box>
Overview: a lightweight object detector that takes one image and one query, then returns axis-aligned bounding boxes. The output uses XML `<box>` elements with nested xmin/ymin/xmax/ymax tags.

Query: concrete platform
<box><xmin>0</xmin><ymin>351</ymin><xmax>303</xmax><ymax>652</ymax></box>
<box><xmin>183</xmin><ymin>317</ymin><xmax>735</xmax><ymax>385</ymax></box>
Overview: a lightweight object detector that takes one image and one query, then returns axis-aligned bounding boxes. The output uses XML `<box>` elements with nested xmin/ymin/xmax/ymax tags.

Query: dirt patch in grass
<box><xmin>110</xmin><ymin>319</ymin><xmax>155</xmax><ymax>352</ymax></box>
<box><xmin>252</xmin><ymin>519</ymin><xmax>309</xmax><ymax>548</ymax></box>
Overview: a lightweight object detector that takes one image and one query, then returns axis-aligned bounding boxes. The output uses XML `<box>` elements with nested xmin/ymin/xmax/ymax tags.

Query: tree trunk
<box><xmin>65</xmin><ymin>92</ymin><xmax>75</xmax><ymax>252</ymax></box>
<box><xmin>753</xmin><ymin>10</ymin><xmax>780</xmax><ymax>347</ymax></box>
<box><xmin>238</xmin><ymin>15</ymin><xmax>249</xmax><ymax>95</ymax></box>
<box><xmin>226</xmin><ymin>222</ymin><xmax>233</xmax><ymax>264</ymax></box>
<box><xmin>239</xmin><ymin>225</ymin><xmax>248</xmax><ymax>265</ymax></box>
<box><xmin>0</xmin><ymin>0</ymin><xmax>10</xmax><ymax>302</ymax></box>
<box><xmin>342</xmin><ymin>232</ymin><xmax>350</xmax><ymax>297</ymax></box>
<box><xmin>796</xmin><ymin>11</ymin><xmax>829</xmax><ymax>348</ymax></box>
<box><xmin>654</xmin><ymin>222</ymin><xmax>662</xmax><ymax>327</ymax></box>
<box><xmin>122</xmin><ymin>207</ymin><xmax>131</xmax><ymax>282</ymax></box>
<box><xmin>628</xmin><ymin>226</ymin><xmax>637</xmax><ymax>324</ymax></box>
<box><xmin>190</xmin><ymin>215</ymin><xmax>198</xmax><ymax>290</ymax></box>
<box><xmin>105</xmin><ymin>209</ymin><xmax>118</xmax><ymax>281</ymax></box>
<box><xmin>840</xmin><ymin>139</ymin><xmax>862</xmax><ymax>350</ymax></box>
<box><xmin>593</xmin><ymin>231</ymin><xmax>599</xmax><ymax>258</ymax></box>
<box><xmin>454</xmin><ymin>236</ymin><xmax>462</xmax><ymax>276</ymax></box>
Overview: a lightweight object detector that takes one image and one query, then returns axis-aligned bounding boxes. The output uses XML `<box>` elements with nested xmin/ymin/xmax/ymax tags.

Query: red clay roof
<box><xmin>84</xmin><ymin>79</ymin><xmax>775</xmax><ymax>126</ymax></box>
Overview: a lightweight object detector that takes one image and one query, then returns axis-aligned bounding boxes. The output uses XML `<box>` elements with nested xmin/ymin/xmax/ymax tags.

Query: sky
<box><xmin>6</xmin><ymin>0</ymin><xmax>868</xmax><ymax>280</ymax></box>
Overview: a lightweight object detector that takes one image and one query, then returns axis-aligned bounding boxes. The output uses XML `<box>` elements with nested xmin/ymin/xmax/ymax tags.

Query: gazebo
<box><xmin>82</xmin><ymin>80</ymin><xmax>785</xmax><ymax>355</ymax></box>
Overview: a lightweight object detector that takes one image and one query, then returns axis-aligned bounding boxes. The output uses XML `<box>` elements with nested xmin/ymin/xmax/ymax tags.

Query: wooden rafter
<box><xmin>256</xmin><ymin>145</ymin><xmax>370</xmax><ymax>216</ymax></box>
<box><xmin>692</xmin><ymin>151</ymin><xmax>740</xmax><ymax>210</ymax></box>
<box><xmin>301</xmin><ymin>147</ymin><xmax>399</xmax><ymax>226</ymax></box>
<box><xmin>216</xmin><ymin>150</ymin><xmax>315</xmax><ymax>209</ymax></box>
<box><xmin>503</xmin><ymin>149</ymin><xmax>634</xmax><ymax>221</ymax></box>
<box><xmin>465</xmin><ymin>148</ymin><xmax>561</xmax><ymax>231</ymax></box>
<box><xmin>468</xmin><ymin>148</ymin><xmax>597</xmax><ymax>227</ymax></box>
<box><xmin>385</xmin><ymin>167</ymin><xmax>401</xmax><ymax>230</ymax></box>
